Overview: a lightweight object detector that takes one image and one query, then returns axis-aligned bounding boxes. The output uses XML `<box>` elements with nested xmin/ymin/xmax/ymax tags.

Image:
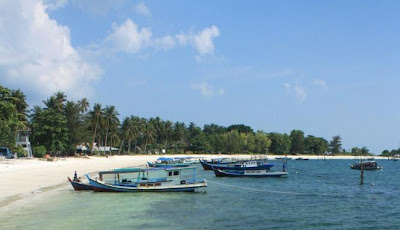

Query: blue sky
<box><xmin>1</xmin><ymin>0</ymin><xmax>400</xmax><ymax>154</ymax></box>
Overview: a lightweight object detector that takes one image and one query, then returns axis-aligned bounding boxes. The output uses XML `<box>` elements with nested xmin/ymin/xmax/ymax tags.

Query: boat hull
<box><xmin>87</xmin><ymin>176</ymin><xmax>207</xmax><ymax>192</ymax></box>
<box><xmin>68</xmin><ymin>177</ymin><xmax>92</xmax><ymax>191</ymax></box>
<box><xmin>213</xmin><ymin>169</ymin><xmax>289</xmax><ymax>178</ymax></box>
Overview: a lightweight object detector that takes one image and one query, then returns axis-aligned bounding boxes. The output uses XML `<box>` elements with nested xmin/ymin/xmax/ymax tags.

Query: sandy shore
<box><xmin>0</xmin><ymin>154</ymin><xmax>387</xmax><ymax>209</ymax></box>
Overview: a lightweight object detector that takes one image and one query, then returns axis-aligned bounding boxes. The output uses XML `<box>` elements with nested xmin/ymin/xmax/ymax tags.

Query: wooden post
<box><xmin>360</xmin><ymin>159</ymin><xmax>364</xmax><ymax>185</ymax></box>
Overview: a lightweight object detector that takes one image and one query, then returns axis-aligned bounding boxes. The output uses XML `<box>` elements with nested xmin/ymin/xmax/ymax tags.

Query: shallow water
<box><xmin>1</xmin><ymin>159</ymin><xmax>399</xmax><ymax>229</ymax></box>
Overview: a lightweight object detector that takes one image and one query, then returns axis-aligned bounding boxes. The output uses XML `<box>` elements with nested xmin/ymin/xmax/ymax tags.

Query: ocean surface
<box><xmin>1</xmin><ymin>159</ymin><xmax>400</xmax><ymax>230</ymax></box>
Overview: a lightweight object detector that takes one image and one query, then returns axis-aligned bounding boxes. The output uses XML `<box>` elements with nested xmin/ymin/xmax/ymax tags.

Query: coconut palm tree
<box><xmin>103</xmin><ymin>105</ymin><xmax>120</xmax><ymax>154</ymax></box>
<box><xmin>87</xmin><ymin>103</ymin><xmax>103</xmax><ymax>149</ymax></box>
<box><xmin>11</xmin><ymin>89</ymin><xmax>28</xmax><ymax>121</ymax></box>
<box><xmin>164</xmin><ymin>120</ymin><xmax>173</xmax><ymax>152</ymax></box>
<box><xmin>143</xmin><ymin>122</ymin><xmax>155</xmax><ymax>153</ymax></box>
<box><xmin>43</xmin><ymin>96</ymin><xmax>58</xmax><ymax>110</ymax></box>
<box><xmin>78</xmin><ymin>98</ymin><xmax>90</xmax><ymax>113</ymax></box>
<box><xmin>54</xmin><ymin>91</ymin><xmax>67</xmax><ymax>111</ymax></box>
<box><xmin>130</xmin><ymin>116</ymin><xmax>145</xmax><ymax>153</ymax></box>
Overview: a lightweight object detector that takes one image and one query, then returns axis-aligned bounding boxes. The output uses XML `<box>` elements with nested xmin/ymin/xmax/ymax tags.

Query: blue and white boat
<box><xmin>200</xmin><ymin>158</ymin><xmax>270</xmax><ymax>171</ymax></box>
<box><xmin>86</xmin><ymin>167</ymin><xmax>207</xmax><ymax>192</ymax></box>
<box><xmin>147</xmin><ymin>157</ymin><xmax>191</xmax><ymax>168</ymax></box>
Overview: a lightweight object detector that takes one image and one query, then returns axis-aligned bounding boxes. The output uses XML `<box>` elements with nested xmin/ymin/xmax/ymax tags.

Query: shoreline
<box><xmin>0</xmin><ymin>154</ymin><xmax>388</xmax><ymax>209</ymax></box>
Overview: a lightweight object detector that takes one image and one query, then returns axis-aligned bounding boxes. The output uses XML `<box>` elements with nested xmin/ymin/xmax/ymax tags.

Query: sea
<box><xmin>1</xmin><ymin>159</ymin><xmax>399</xmax><ymax>230</ymax></box>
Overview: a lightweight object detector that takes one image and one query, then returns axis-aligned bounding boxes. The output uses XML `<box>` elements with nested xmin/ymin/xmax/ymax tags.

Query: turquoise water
<box><xmin>1</xmin><ymin>159</ymin><xmax>400</xmax><ymax>229</ymax></box>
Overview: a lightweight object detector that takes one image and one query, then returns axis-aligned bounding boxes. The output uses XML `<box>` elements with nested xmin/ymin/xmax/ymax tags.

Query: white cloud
<box><xmin>0</xmin><ymin>0</ymin><xmax>102</xmax><ymax>99</ymax></box>
<box><xmin>152</xmin><ymin>35</ymin><xmax>176</xmax><ymax>51</ymax></box>
<box><xmin>135</xmin><ymin>2</ymin><xmax>151</xmax><ymax>17</ymax></box>
<box><xmin>106</xmin><ymin>19</ymin><xmax>220</xmax><ymax>56</ymax></box>
<box><xmin>177</xmin><ymin>26</ymin><xmax>220</xmax><ymax>55</ymax></box>
<box><xmin>294</xmin><ymin>86</ymin><xmax>307</xmax><ymax>102</ymax></box>
<box><xmin>192</xmin><ymin>82</ymin><xmax>224</xmax><ymax>97</ymax></box>
<box><xmin>44</xmin><ymin>0</ymin><xmax>68</xmax><ymax>10</ymax></box>
<box><xmin>313</xmin><ymin>79</ymin><xmax>327</xmax><ymax>87</ymax></box>
<box><xmin>106</xmin><ymin>18</ymin><xmax>152</xmax><ymax>53</ymax></box>
<box><xmin>283</xmin><ymin>82</ymin><xmax>291</xmax><ymax>88</ymax></box>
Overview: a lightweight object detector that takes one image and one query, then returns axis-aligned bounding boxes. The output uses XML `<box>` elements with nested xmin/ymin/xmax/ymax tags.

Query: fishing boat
<box><xmin>213</xmin><ymin>169</ymin><xmax>289</xmax><ymax>178</ymax></box>
<box><xmin>86</xmin><ymin>167</ymin><xmax>207</xmax><ymax>192</ymax></box>
<box><xmin>295</xmin><ymin>157</ymin><xmax>309</xmax><ymax>160</ymax></box>
<box><xmin>350</xmin><ymin>161</ymin><xmax>382</xmax><ymax>170</ymax></box>
<box><xmin>207</xmin><ymin>160</ymin><xmax>275</xmax><ymax>171</ymax></box>
<box><xmin>199</xmin><ymin>158</ymin><xmax>237</xmax><ymax>170</ymax></box>
<box><xmin>147</xmin><ymin>157</ymin><xmax>191</xmax><ymax>168</ymax></box>
<box><xmin>68</xmin><ymin>177</ymin><xmax>92</xmax><ymax>191</ymax></box>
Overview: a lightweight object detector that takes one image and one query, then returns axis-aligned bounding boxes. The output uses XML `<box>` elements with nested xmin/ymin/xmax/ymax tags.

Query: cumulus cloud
<box><xmin>135</xmin><ymin>2</ymin><xmax>151</xmax><ymax>17</ymax></box>
<box><xmin>106</xmin><ymin>19</ymin><xmax>219</xmax><ymax>56</ymax></box>
<box><xmin>176</xmin><ymin>26</ymin><xmax>220</xmax><ymax>55</ymax></box>
<box><xmin>106</xmin><ymin>18</ymin><xmax>152</xmax><ymax>53</ymax></box>
<box><xmin>0</xmin><ymin>0</ymin><xmax>102</xmax><ymax>99</ymax></box>
<box><xmin>192</xmin><ymin>82</ymin><xmax>224</xmax><ymax>97</ymax></box>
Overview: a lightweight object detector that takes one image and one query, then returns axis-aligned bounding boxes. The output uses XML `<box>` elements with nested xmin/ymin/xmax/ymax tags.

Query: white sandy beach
<box><xmin>0</xmin><ymin>154</ymin><xmax>386</xmax><ymax>209</ymax></box>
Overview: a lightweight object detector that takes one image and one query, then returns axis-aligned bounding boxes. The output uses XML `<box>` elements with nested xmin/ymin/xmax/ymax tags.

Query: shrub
<box><xmin>33</xmin><ymin>145</ymin><xmax>47</xmax><ymax>158</ymax></box>
<box><xmin>15</xmin><ymin>146</ymin><xmax>27</xmax><ymax>158</ymax></box>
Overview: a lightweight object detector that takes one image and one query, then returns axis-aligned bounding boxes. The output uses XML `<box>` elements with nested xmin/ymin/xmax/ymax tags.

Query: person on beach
<box><xmin>73</xmin><ymin>171</ymin><xmax>79</xmax><ymax>182</ymax></box>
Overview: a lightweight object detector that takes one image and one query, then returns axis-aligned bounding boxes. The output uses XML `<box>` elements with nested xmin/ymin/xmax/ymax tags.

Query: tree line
<box><xmin>1</xmin><ymin>85</ymin><xmax>380</xmax><ymax>157</ymax></box>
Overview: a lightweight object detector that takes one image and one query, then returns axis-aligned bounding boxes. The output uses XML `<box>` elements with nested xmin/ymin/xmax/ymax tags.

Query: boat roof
<box><xmin>98</xmin><ymin>166</ymin><xmax>197</xmax><ymax>175</ymax></box>
<box><xmin>157</xmin><ymin>157</ymin><xmax>174</xmax><ymax>161</ymax></box>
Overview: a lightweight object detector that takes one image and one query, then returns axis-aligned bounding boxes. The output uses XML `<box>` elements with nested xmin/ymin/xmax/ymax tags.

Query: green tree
<box><xmin>31</xmin><ymin>106</ymin><xmax>69</xmax><ymax>155</ymax></box>
<box><xmin>227</xmin><ymin>124</ymin><xmax>254</xmax><ymax>134</ymax></box>
<box><xmin>269</xmin><ymin>133</ymin><xmax>291</xmax><ymax>155</ymax></box>
<box><xmin>329</xmin><ymin>135</ymin><xmax>342</xmax><ymax>155</ymax></box>
<box><xmin>103</xmin><ymin>105</ymin><xmax>120</xmax><ymax>153</ymax></box>
<box><xmin>290</xmin><ymin>129</ymin><xmax>305</xmax><ymax>154</ymax></box>
<box><xmin>0</xmin><ymin>85</ymin><xmax>25</xmax><ymax>149</ymax></box>
<box><xmin>87</xmin><ymin>103</ymin><xmax>103</xmax><ymax>149</ymax></box>
<box><xmin>11</xmin><ymin>89</ymin><xmax>28</xmax><ymax>121</ymax></box>
<box><xmin>304</xmin><ymin>135</ymin><xmax>328</xmax><ymax>155</ymax></box>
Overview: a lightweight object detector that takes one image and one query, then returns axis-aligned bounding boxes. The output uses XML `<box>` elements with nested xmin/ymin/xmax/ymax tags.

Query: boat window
<box><xmin>169</xmin><ymin>172</ymin><xmax>173</xmax><ymax>176</ymax></box>
<box><xmin>173</xmin><ymin>171</ymin><xmax>179</xmax><ymax>176</ymax></box>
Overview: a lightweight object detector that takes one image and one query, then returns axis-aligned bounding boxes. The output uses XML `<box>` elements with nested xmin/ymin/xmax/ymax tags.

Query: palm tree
<box><xmin>164</xmin><ymin>120</ymin><xmax>173</xmax><ymax>152</ymax></box>
<box><xmin>43</xmin><ymin>96</ymin><xmax>58</xmax><ymax>110</ymax></box>
<box><xmin>103</xmin><ymin>105</ymin><xmax>120</xmax><ymax>154</ymax></box>
<box><xmin>173</xmin><ymin>122</ymin><xmax>187</xmax><ymax>153</ymax></box>
<box><xmin>78</xmin><ymin>98</ymin><xmax>90</xmax><ymax>113</ymax></box>
<box><xmin>87</xmin><ymin>103</ymin><xmax>103</xmax><ymax>149</ymax></box>
<box><xmin>143</xmin><ymin>122</ymin><xmax>155</xmax><ymax>153</ymax></box>
<box><xmin>11</xmin><ymin>89</ymin><xmax>28</xmax><ymax>121</ymax></box>
<box><xmin>130</xmin><ymin>116</ymin><xmax>145</xmax><ymax>153</ymax></box>
<box><xmin>119</xmin><ymin>117</ymin><xmax>131</xmax><ymax>154</ymax></box>
<box><xmin>54</xmin><ymin>91</ymin><xmax>67</xmax><ymax>111</ymax></box>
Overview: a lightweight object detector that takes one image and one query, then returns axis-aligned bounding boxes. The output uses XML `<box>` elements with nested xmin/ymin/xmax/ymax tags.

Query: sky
<box><xmin>1</xmin><ymin>0</ymin><xmax>400</xmax><ymax>154</ymax></box>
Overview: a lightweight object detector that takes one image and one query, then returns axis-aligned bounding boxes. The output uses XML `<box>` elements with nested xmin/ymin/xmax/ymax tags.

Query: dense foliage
<box><xmin>0</xmin><ymin>85</ymin><xmax>380</xmax><ymax>156</ymax></box>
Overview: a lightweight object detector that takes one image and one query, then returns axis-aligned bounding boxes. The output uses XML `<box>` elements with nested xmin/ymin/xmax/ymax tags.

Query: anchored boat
<box><xmin>213</xmin><ymin>169</ymin><xmax>289</xmax><ymax>178</ymax></box>
<box><xmin>350</xmin><ymin>161</ymin><xmax>382</xmax><ymax>170</ymax></box>
<box><xmin>86</xmin><ymin>167</ymin><xmax>207</xmax><ymax>192</ymax></box>
<box><xmin>68</xmin><ymin>177</ymin><xmax>93</xmax><ymax>190</ymax></box>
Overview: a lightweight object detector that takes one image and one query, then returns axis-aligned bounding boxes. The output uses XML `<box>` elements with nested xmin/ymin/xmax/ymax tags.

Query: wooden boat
<box><xmin>208</xmin><ymin>160</ymin><xmax>274</xmax><ymax>171</ymax></box>
<box><xmin>350</xmin><ymin>161</ymin><xmax>382</xmax><ymax>170</ymax></box>
<box><xmin>213</xmin><ymin>169</ymin><xmax>289</xmax><ymax>178</ymax></box>
<box><xmin>147</xmin><ymin>157</ymin><xmax>191</xmax><ymax>168</ymax></box>
<box><xmin>68</xmin><ymin>177</ymin><xmax>92</xmax><ymax>191</ymax></box>
<box><xmin>295</xmin><ymin>157</ymin><xmax>309</xmax><ymax>160</ymax></box>
<box><xmin>86</xmin><ymin>167</ymin><xmax>207</xmax><ymax>192</ymax></box>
